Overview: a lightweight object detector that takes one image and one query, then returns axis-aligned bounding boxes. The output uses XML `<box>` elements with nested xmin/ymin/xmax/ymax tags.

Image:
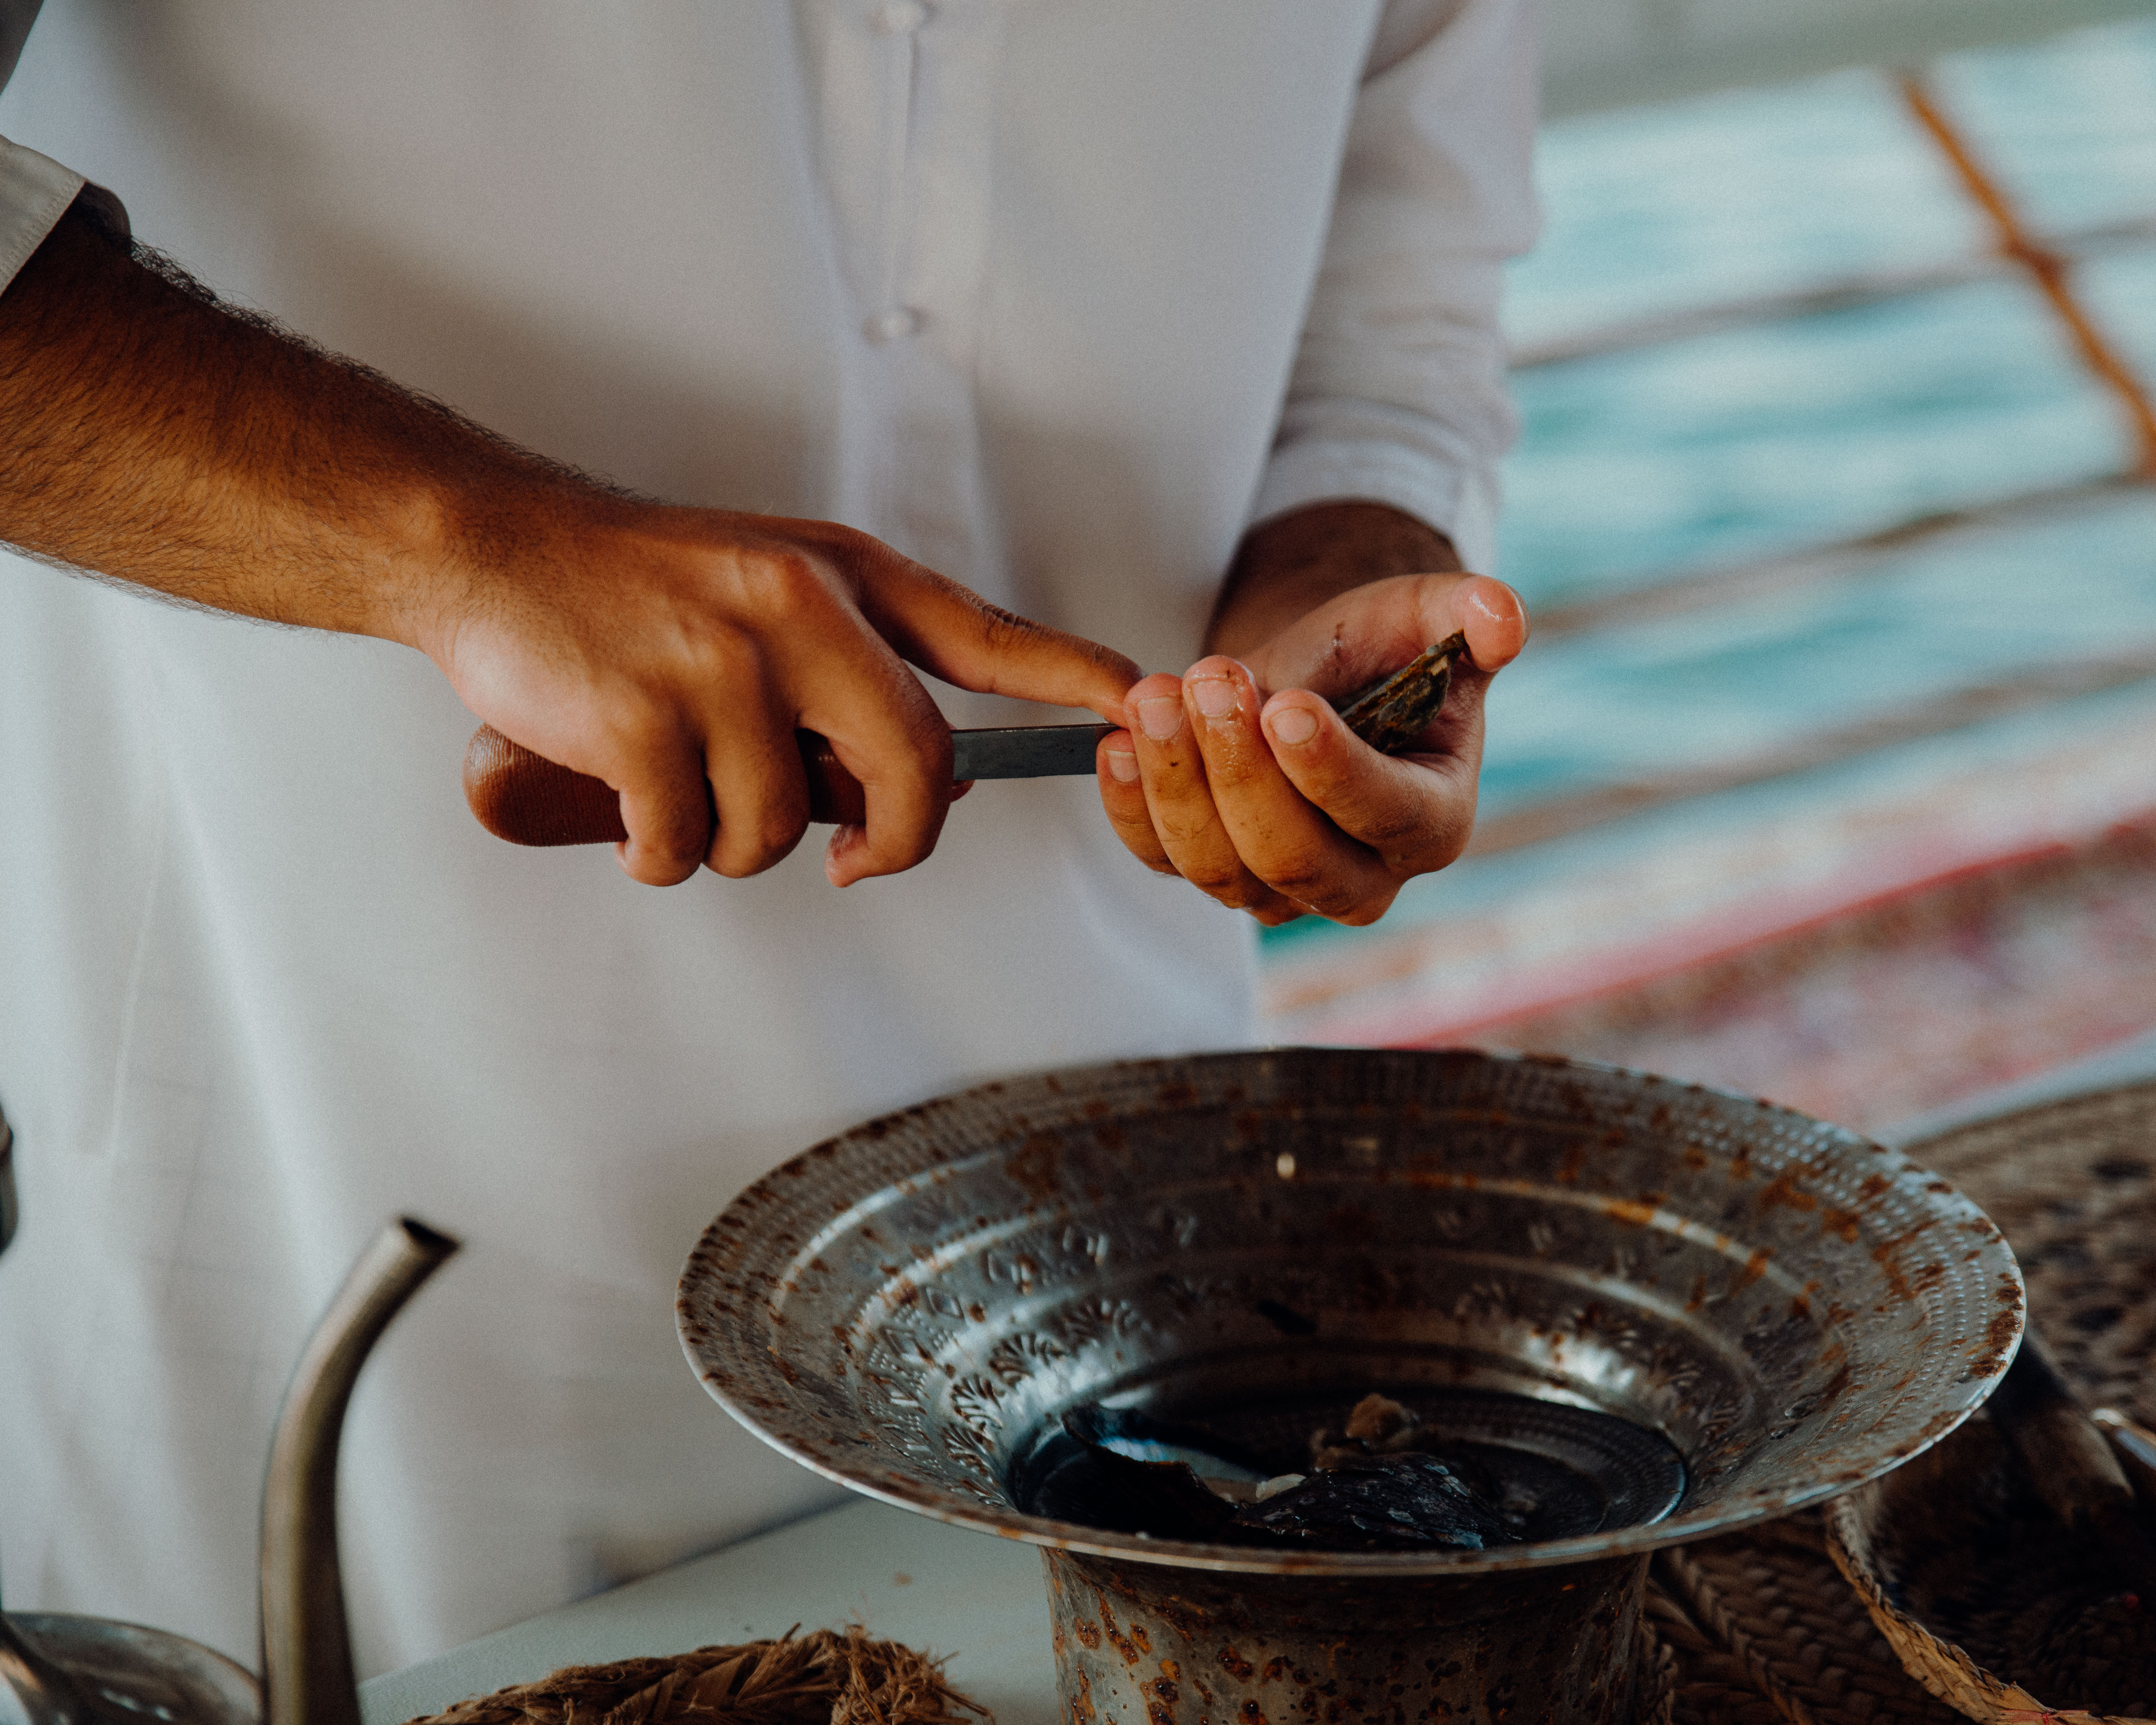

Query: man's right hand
<box><xmin>427</xmin><ymin>507</ymin><xmax>1137</xmax><ymax>886</ymax></box>
<box><xmin>0</xmin><ymin>196</ymin><xmax>1137</xmax><ymax>887</ymax></box>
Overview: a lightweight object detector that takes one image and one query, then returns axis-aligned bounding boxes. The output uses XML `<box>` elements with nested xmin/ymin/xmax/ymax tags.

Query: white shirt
<box><xmin>0</xmin><ymin>0</ymin><xmax>1536</xmax><ymax>1677</ymax></box>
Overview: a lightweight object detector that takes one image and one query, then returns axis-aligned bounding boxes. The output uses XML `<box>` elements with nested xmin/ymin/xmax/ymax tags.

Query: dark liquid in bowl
<box><xmin>1011</xmin><ymin>1388</ymin><xmax>1686</xmax><ymax>1547</ymax></box>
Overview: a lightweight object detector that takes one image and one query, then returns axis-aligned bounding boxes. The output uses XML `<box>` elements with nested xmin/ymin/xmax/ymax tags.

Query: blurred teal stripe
<box><xmin>1264</xmin><ymin>21</ymin><xmax>2156</xmax><ymax>958</ymax></box>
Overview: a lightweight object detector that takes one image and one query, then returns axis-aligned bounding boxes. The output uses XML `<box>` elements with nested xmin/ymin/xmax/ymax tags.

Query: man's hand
<box><xmin>435</xmin><ymin>508</ymin><xmax>1136</xmax><ymax>886</ymax></box>
<box><xmin>1095</xmin><ymin>502</ymin><xmax>1527</xmax><ymax>926</ymax></box>
<box><xmin>0</xmin><ymin>197</ymin><xmax>1136</xmax><ymax>887</ymax></box>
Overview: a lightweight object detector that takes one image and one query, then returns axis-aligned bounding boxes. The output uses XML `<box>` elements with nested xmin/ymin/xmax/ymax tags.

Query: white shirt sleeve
<box><xmin>1248</xmin><ymin>0</ymin><xmax>1542</xmax><ymax>575</ymax></box>
<box><xmin>0</xmin><ymin>133</ymin><xmax>86</xmax><ymax>291</ymax></box>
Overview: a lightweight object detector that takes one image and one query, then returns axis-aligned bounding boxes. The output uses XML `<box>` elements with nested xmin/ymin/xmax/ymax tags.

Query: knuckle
<box><xmin>713</xmin><ymin>815</ymin><xmax>807</xmax><ymax>879</ymax></box>
<box><xmin>1155</xmin><ymin>806</ymin><xmax>1223</xmax><ymax>850</ymax></box>
<box><xmin>1385</xmin><ymin>811</ymin><xmax>1469</xmax><ymax>873</ymax></box>
<box><xmin>1109</xmin><ymin>821</ymin><xmax>1175</xmax><ymax>874</ymax></box>
<box><xmin>679</xmin><ymin>634</ymin><xmax>760</xmax><ymax>696</ymax></box>
<box><xmin>626</xmin><ymin>845</ymin><xmax>699</xmax><ymax>886</ymax></box>
<box><xmin>1356</xmin><ymin>799</ymin><xmax>1429</xmax><ymax>853</ymax></box>
<box><xmin>657</xmin><ymin>839</ymin><xmax>708</xmax><ymax>876</ymax></box>
<box><xmin>1255</xmin><ymin>849</ymin><xmax>1332</xmax><ymax>901</ymax></box>
<box><xmin>817</xmin><ymin>522</ymin><xmax>878</xmax><ymax>561</ymax></box>
<box><xmin>1199</xmin><ymin>750</ymin><xmax>1263</xmax><ymax>793</ymax></box>
<box><xmin>1190</xmin><ymin>867</ymin><xmax>1265</xmax><ymax>909</ymax></box>
<box><xmin>1310</xmin><ymin>892</ymin><xmax>1368</xmax><ymax>924</ymax></box>
<box><xmin>741</xmin><ymin>546</ymin><xmax>830</xmax><ymax>621</ymax></box>
<box><xmin>884</xmin><ymin>803</ymin><xmax>949</xmax><ymax>868</ymax></box>
<box><xmin>1250</xmin><ymin>843</ymin><xmax>1383</xmax><ymax>920</ymax></box>
<box><xmin>905</xmin><ymin>715</ymin><xmax>957</xmax><ymax>780</ymax></box>
<box><xmin>608</xmin><ymin>704</ymin><xmax>682</xmax><ymax>758</ymax></box>
<box><xmin>1327</xmin><ymin>899</ymin><xmax>1391</xmax><ymax>929</ymax></box>
<box><xmin>623</xmin><ymin>793</ymin><xmax>706</xmax><ymax>858</ymax></box>
<box><xmin>975</xmin><ymin>602</ymin><xmax>1040</xmax><ymax>652</ymax></box>
<box><xmin>1182</xmin><ymin>860</ymin><xmax>1240</xmax><ymax>895</ymax></box>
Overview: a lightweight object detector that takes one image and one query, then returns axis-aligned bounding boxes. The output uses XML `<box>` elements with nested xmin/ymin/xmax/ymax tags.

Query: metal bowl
<box><xmin>5</xmin><ymin>1615</ymin><xmax>259</xmax><ymax>1725</ymax></box>
<box><xmin>676</xmin><ymin>1050</ymin><xmax>2022</xmax><ymax>1721</ymax></box>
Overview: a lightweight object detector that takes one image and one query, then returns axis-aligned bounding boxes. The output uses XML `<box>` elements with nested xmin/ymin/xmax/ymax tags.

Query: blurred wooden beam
<box><xmin>1530</xmin><ymin>472</ymin><xmax>2150</xmax><ymax>641</ymax></box>
<box><xmin>1510</xmin><ymin>214</ymin><xmax>2156</xmax><ymax>371</ymax></box>
<box><xmin>1468</xmin><ymin>642</ymin><xmax>2156</xmax><ymax>856</ymax></box>
<box><xmin>1899</xmin><ymin>72</ymin><xmax>2156</xmax><ymax>476</ymax></box>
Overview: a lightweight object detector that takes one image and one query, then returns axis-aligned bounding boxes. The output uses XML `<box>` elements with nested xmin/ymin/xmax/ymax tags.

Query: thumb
<box><xmin>1454</xmin><ymin>575</ymin><xmax>1529</xmax><ymax>677</ymax></box>
<box><xmin>1250</xmin><ymin>571</ymin><xmax>1529</xmax><ymax>700</ymax></box>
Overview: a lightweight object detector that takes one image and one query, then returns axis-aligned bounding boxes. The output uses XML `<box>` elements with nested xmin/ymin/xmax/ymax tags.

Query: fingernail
<box><xmin>1269</xmin><ymin>707</ymin><xmax>1319</xmax><ymax>746</ymax></box>
<box><xmin>1107</xmin><ymin>748</ymin><xmax>1139</xmax><ymax>783</ymax></box>
<box><xmin>1190</xmin><ymin>676</ymin><xmax>1237</xmax><ymax>721</ymax></box>
<box><xmin>1137</xmin><ymin>696</ymin><xmax>1184</xmax><ymax>741</ymax></box>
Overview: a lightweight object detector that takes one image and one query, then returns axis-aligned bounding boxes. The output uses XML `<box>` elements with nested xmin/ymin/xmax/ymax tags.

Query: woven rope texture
<box><xmin>405</xmin><ymin>1628</ymin><xmax>987</xmax><ymax>1725</ymax></box>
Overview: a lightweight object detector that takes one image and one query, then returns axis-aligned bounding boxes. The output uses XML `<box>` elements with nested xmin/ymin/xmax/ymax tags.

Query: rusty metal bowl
<box><xmin>677</xmin><ymin>1049</ymin><xmax>2022</xmax><ymax>1723</ymax></box>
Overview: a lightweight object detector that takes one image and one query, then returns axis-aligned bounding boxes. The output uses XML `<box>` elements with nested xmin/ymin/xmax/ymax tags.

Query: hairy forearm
<box><xmin>0</xmin><ymin>196</ymin><xmax>589</xmax><ymax>650</ymax></box>
<box><xmin>1207</xmin><ymin>500</ymin><xmax>1461</xmax><ymax>661</ymax></box>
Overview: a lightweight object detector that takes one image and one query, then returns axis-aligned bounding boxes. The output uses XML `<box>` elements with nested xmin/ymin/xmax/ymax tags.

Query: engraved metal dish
<box><xmin>677</xmin><ymin>1049</ymin><xmax>2023</xmax><ymax>1724</ymax></box>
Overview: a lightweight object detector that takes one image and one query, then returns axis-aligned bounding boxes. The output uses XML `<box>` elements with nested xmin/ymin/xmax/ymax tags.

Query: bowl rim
<box><xmin>677</xmin><ymin>1048</ymin><xmax>2026</xmax><ymax>1576</ymax></box>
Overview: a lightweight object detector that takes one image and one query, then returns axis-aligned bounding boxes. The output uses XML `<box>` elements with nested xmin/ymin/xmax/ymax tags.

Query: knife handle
<box><xmin>463</xmin><ymin>726</ymin><xmax>867</xmax><ymax>845</ymax></box>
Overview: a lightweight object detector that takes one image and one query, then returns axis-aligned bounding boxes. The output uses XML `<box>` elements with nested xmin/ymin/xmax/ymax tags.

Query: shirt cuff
<box><xmin>1248</xmin><ymin>434</ymin><xmax>1503</xmax><ymax>578</ymax></box>
<box><xmin>0</xmin><ymin>133</ymin><xmax>87</xmax><ymax>293</ymax></box>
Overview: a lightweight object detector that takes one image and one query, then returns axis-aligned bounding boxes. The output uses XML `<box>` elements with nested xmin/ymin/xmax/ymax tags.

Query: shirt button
<box><xmin>870</xmin><ymin>0</ymin><xmax>929</xmax><ymax>34</ymax></box>
<box><xmin>863</xmin><ymin>307</ymin><xmax>923</xmax><ymax>343</ymax></box>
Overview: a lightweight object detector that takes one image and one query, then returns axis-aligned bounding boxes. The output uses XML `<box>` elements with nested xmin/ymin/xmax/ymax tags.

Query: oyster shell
<box><xmin>1336</xmin><ymin>631</ymin><xmax>1467</xmax><ymax>755</ymax></box>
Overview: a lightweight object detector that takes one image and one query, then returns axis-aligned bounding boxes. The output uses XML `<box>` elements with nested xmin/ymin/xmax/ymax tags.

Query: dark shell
<box><xmin>1335</xmin><ymin>631</ymin><xmax>1467</xmax><ymax>756</ymax></box>
<box><xmin>1016</xmin><ymin>1406</ymin><xmax>1266</xmax><ymax>1540</ymax></box>
<box><xmin>1019</xmin><ymin>1400</ymin><xmax>1528</xmax><ymax>1551</ymax></box>
<box><xmin>1231</xmin><ymin>1451</ymin><xmax>1526</xmax><ymax>1553</ymax></box>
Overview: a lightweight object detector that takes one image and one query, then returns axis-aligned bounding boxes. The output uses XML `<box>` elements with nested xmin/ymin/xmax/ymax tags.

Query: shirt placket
<box><xmin>809</xmin><ymin>0</ymin><xmax>1004</xmax><ymax>599</ymax></box>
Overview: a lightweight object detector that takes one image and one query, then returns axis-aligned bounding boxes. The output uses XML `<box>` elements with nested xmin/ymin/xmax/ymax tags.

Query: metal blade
<box><xmin>952</xmin><ymin>724</ymin><xmax>1116</xmax><ymax>781</ymax></box>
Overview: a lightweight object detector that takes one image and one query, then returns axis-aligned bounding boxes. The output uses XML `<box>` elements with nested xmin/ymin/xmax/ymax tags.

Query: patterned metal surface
<box><xmin>1043</xmin><ymin>1547</ymin><xmax>1652</xmax><ymax>1725</ymax></box>
<box><xmin>676</xmin><ymin>1049</ymin><xmax>2023</xmax><ymax>1577</ymax></box>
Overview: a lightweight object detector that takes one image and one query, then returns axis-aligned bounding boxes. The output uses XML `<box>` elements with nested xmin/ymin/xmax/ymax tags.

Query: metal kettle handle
<box><xmin>259</xmin><ymin>1218</ymin><xmax>459</xmax><ymax>1725</ymax></box>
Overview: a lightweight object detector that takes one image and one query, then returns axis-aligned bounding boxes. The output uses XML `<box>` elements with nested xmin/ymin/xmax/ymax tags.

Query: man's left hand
<box><xmin>1094</xmin><ymin>502</ymin><xmax>1527</xmax><ymax>926</ymax></box>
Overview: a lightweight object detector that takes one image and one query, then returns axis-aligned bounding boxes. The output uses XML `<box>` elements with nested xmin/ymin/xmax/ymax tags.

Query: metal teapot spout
<box><xmin>260</xmin><ymin>1218</ymin><xmax>458</xmax><ymax>1725</ymax></box>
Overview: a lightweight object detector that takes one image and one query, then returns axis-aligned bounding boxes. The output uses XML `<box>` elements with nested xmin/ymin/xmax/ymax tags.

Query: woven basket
<box><xmin>1816</xmin><ymin>1080</ymin><xmax>2156</xmax><ymax>1723</ymax></box>
<box><xmin>1827</xmin><ymin>1416</ymin><xmax>2155</xmax><ymax>1724</ymax></box>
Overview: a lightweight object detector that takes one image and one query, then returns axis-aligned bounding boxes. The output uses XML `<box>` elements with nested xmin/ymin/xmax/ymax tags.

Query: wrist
<box><xmin>374</xmin><ymin>455</ymin><xmax>626</xmax><ymax>667</ymax></box>
<box><xmin>1207</xmin><ymin>500</ymin><xmax>1460</xmax><ymax>659</ymax></box>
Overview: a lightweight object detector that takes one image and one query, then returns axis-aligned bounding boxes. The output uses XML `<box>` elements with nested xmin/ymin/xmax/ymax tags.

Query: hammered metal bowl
<box><xmin>676</xmin><ymin>1049</ymin><xmax>2022</xmax><ymax>1575</ymax></box>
